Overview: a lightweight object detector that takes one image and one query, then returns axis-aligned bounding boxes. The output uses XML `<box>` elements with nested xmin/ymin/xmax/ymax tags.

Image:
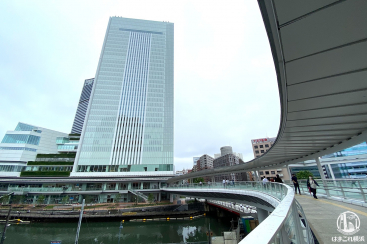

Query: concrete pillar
<box><xmin>33</xmin><ymin>195</ymin><xmax>37</xmax><ymax>206</ymax></box>
<box><xmin>257</xmin><ymin>208</ymin><xmax>269</xmax><ymax>223</ymax></box>
<box><xmin>212</xmin><ymin>176</ymin><xmax>215</xmax><ymax>183</ymax></box>
<box><xmin>316</xmin><ymin>157</ymin><xmax>330</xmax><ymax>197</ymax></box>
<box><xmin>47</xmin><ymin>195</ymin><xmax>51</xmax><ymax>204</ymax></box>
<box><xmin>102</xmin><ymin>183</ymin><xmax>107</xmax><ymax>191</ymax></box>
<box><xmin>140</xmin><ymin>182</ymin><xmax>144</xmax><ymax>190</ymax></box>
<box><xmin>315</xmin><ymin>157</ymin><xmax>326</xmax><ymax>180</ymax></box>
<box><xmin>169</xmin><ymin>194</ymin><xmax>174</xmax><ymax>203</ymax></box>
<box><xmin>158</xmin><ymin>192</ymin><xmax>161</xmax><ymax>202</ymax></box>
<box><xmin>255</xmin><ymin>171</ymin><xmax>260</xmax><ymax>181</ymax></box>
<box><xmin>128</xmin><ymin>182</ymin><xmax>131</xmax><ymax>190</ymax></box>
<box><xmin>286</xmin><ymin>165</ymin><xmax>292</xmax><ymax>181</ymax></box>
<box><xmin>327</xmin><ymin>164</ymin><xmax>336</xmax><ymax>180</ymax></box>
<box><xmin>115</xmin><ymin>183</ymin><xmax>119</xmax><ymax>190</ymax></box>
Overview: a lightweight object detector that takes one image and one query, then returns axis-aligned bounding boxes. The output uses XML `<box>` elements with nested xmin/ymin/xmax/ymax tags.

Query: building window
<box><xmin>259</xmin><ymin>171</ymin><xmax>264</xmax><ymax>175</ymax></box>
<box><xmin>265</xmin><ymin>171</ymin><xmax>269</xmax><ymax>175</ymax></box>
<box><xmin>255</xmin><ymin>150</ymin><xmax>259</xmax><ymax>154</ymax></box>
<box><xmin>265</xmin><ymin>144</ymin><xmax>269</xmax><ymax>148</ymax></box>
<box><xmin>260</xmin><ymin>145</ymin><xmax>264</xmax><ymax>148</ymax></box>
<box><xmin>261</xmin><ymin>150</ymin><xmax>264</xmax><ymax>153</ymax></box>
<box><xmin>271</xmin><ymin>171</ymin><xmax>275</xmax><ymax>174</ymax></box>
<box><xmin>254</xmin><ymin>145</ymin><xmax>258</xmax><ymax>149</ymax></box>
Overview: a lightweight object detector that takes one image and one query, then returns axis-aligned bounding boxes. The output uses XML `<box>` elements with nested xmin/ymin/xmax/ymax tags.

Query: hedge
<box><xmin>27</xmin><ymin>162</ymin><xmax>74</xmax><ymax>166</ymax></box>
<box><xmin>36</xmin><ymin>153</ymin><xmax>76</xmax><ymax>158</ymax></box>
<box><xmin>20</xmin><ymin>171</ymin><xmax>71</xmax><ymax>177</ymax></box>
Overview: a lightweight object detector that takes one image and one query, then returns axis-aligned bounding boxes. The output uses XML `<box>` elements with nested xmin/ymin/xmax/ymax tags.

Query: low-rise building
<box><xmin>0</xmin><ymin>122</ymin><xmax>68</xmax><ymax>177</ymax></box>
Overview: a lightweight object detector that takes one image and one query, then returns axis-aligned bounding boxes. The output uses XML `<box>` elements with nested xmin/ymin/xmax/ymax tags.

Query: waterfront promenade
<box><xmin>295</xmin><ymin>194</ymin><xmax>367</xmax><ymax>244</ymax></box>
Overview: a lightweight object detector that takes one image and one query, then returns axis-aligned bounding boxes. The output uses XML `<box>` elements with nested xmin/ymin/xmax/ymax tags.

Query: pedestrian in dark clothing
<box><xmin>291</xmin><ymin>174</ymin><xmax>301</xmax><ymax>194</ymax></box>
<box><xmin>274</xmin><ymin>174</ymin><xmax>283</xmax><ymax>183</ymax></box>
<box><xmin>307</xmin><ymin>176</ymin><xmax>319</xmax><ymax>199</ymax></box>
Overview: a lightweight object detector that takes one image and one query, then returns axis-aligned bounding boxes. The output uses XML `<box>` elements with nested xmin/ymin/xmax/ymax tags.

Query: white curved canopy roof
<box><xmin>169</xmin><ymin>0</ymin><xmax>367</xmax><ymax>183</ymax></box>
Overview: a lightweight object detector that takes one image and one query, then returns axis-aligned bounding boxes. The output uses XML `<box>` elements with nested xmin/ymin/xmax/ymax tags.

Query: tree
<box><xmin>131</xmin><ymin>195</ymin><xmax>137</xmax><ymax>205</ymax></box>
<box><xmin>84</xmin><ymin>195</ymin><xmax>93</xmax><ymax>205</ymax></box>
<box><xmin>296</xmin><ymin>171</ymin><xmax>313</xmax><ymax>180</ymax></box>
<box><xmin>1</xmin><ymin>195</ymin><xmax>10</xmax><ymax>204</ymax></box>
<box><xmin>12</xmin><ymin>195</ymin><xmax>25</xmax><ymax>205</ymax></box>
<box><xmin>115</xmin><ymin>193</ymin><xmax>121</xmax><ymax>203</ymax></box>
<box><xmin>193</xmin><ymin>178</ymin><xmax>204</xmax><ymax>184</ymax></box>
<box><xmin>61</xmin><ymin>195</ymin><xmax>69</xmax><ymax>204</ymax></box>
<box><xmin>147</xmin><ymin>193</ymin><xmax>154</xmax><ymax>204</ymax></box>
<box><xmin>37</xmin><ymin>195</ymin><xmax>46</xmax><ymax>205</ymax></box>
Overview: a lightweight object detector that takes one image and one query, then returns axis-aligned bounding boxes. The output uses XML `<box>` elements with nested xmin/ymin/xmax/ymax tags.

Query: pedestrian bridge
<box><xmin>163</xmin><ymin>182</ymin><xmax>314</xmax><ymax>244</ymax></box>
<box><xmin>163</xmin><ymin>180</ymin><xmax>367</xmax><ymax>244</ymax></box>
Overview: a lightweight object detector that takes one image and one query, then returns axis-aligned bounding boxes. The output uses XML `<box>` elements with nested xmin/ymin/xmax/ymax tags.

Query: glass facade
<box><xmin>75</xmin><ymin>17</ymin><xmax>174</xmax><ymax>173</ymax></box>
<box><xmin>1</xmin><ymin>134</ymin><xmax>40</xmax><ymax>145</ymax></box>
<box><xmin>15</xmin><ymin>122</ymin><xmax>36</xmax><ymax>132</ymax></box>
<box><xmin>290</xmin><ymin>142</ymin><xmax>367</xmax><ymax>179</ymax></box>
<box><xmin>71</xmin><ymin>78</ymin><xmax>94</xmax><ymax>134</ymax></box>
<box><xmin>0</xmin><ymin>147</ymin><xmax>36</xmax><ymax>152</ymax></box>
<box><xmin>323</xmin><ymin>142</ymin><xmax>367</xmax><ymax>158</ymax></box>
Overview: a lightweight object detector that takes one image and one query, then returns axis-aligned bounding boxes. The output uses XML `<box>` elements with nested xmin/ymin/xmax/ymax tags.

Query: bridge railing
<box><xmin>284</xmin><ymin>178</ymin><xmax>367</xmax><ymax>203</ymax></box>
<box><xmin>164</xmin><ymin>182</ymin><xmax>314</xmax><ymax>244</ymax></box>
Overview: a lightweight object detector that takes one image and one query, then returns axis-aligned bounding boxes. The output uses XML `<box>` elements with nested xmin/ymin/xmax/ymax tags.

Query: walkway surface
<box><xmin>295</xmin><ymin>194</ymin><xmax>367</xmax><ymax>244</ymax></box>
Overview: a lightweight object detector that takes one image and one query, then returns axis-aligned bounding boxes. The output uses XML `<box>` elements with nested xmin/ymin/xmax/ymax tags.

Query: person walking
<box><xmin>307</xmin><ymin>176</ymin><xmax>319</xmax><ymax>199</ymax></box>
<box><xmin>291</xmin><ymin>174</ymin><xmax>301</xmax><ymax>194</ymax></box>
<box><xmin>262</xmin><ymin>177</ymin><xmax>269</xmax><ymax>189</ymax></box>
<box><xmin>348</xmin><ymin>173</ymin><xmax>357</xmax><ymax>188</ymax></box>
<box><xmin>226</xmin><ymin>179</ymin><xmax>229</xmax><ymax>188</ymax></box>
<box><xmin>223</xmin><ymin>179</ymin><xmax>226</xmax><ymax>188</ymax></box>
<box><xmin>274</xmin><ymin>174</ymin><xmax>283</xmax><ymax>183</ymax></box>
<box><xmin>199</xmin><ymin>181</ymin><xmax>202</xmax><ymax>187</ymax></box>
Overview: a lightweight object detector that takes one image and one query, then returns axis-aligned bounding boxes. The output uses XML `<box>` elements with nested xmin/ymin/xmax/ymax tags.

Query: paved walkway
<box><xmin>295</xmin><ymin>194</ymin><xmax>367</xmax><ymax>244</ymax></box>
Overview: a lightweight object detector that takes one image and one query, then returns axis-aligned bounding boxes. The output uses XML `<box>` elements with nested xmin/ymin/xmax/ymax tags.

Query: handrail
<box><xmin>163</xmin><ymin>181</ymin><xmax>314</xmax><ymax>243</ymax></box>
<box><xmin>284</xmin><ymin>179</ymin><xmax>367</xmax><ymax>203</ymax></box>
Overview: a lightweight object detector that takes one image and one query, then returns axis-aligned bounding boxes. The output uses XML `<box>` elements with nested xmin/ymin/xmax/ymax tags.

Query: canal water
<box><xmin>4</xmin><ymin>215</ymin><xmax>231</xmax><ymax>244</ymax></box>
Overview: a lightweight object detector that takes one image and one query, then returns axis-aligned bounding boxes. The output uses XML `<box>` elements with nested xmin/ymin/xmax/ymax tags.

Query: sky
<box><xmin>0</xmin><ymin>0</ymin><xmax>280</xmax><ymax>171</ymax></box>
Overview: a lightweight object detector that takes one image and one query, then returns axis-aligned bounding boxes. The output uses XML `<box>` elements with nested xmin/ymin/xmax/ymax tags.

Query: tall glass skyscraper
<box><xmin>71</xmin><ymin>78</ymin><xmax>94</xmax><ymax>134</ymax></box>
<box><xmin>72</xmin><ymin>17</ymin><xmax>174</xmax><ymax>175</ymax></box>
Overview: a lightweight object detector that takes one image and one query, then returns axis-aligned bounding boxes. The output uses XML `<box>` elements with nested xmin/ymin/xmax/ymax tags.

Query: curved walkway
<box><xmin>163</xmin><ymin>182</ymin><xmax>314</xmax><ymax>243</ymax></box>
<box><xmin>295</xmin><ymin>194</ymin><xmax>367</xmax><ymax>244</ymax></box>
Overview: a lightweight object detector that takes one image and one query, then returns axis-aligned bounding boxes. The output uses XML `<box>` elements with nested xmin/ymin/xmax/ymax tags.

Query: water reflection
<box><xmin>4</xmin><ymin>216</ymin><xmax>230</xmax><ymax>244</ymax></box>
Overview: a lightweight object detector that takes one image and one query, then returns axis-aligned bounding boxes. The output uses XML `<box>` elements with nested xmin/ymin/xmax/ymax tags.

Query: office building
<box><xmin>289</xmin><ymin>142</ymin><xmax>367</xmax><ymax>179</ymax></box>
<box><xmin>251</xmin><ymin>137</ymin><xmax>276</xmax><ymax>158</ymax></box>
<box><xmin>213</xmin><ymin>146</ymin><xmax>248</xmax><ymax>182</ymax></box>
<box><xmin>71</xmin><ymin>78</ymin><xmax>94</xmax><ymax>134</ymax></box>
<box><xmin>72</xmin><ymin>17</ymin><xmax>174</xmax><ymax>176</ymax></box>
<box><xmin>251</xmin><ymin>137</ymin><xmax>290</xmax><ymax>180</ymax></box>
<box><xmin>193</xmin><ymin>157</ymin><xmax>200</xmax><ymax>167</ymax></box>
<box><xmin>0</xmin><ymin>122</ymin><xmax>68</xmax><ymax>177</ymax></box>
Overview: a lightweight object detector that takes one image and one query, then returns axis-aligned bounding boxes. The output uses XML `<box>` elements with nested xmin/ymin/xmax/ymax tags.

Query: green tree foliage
<box><xmin>12</xmin><ymin>195</ymin><xmax>25</xmax><ymax>205</ymax></box>
<box><xmin>147</xmin><ymin>193</ymin><xmax>154</xmax><ymax>204</ymax></box>
<box><xmin>296</xmin><ymin>171</ymin><xmax>314</xmax><ymax>179</ymax></box>
<box><xmin>115</xmin><ymin>193</ymin><xmax>121</xmax><ymax>203</ymax></box>
<box><xmin>84</xmin><ymin>195</ymin><xmax>93</xmax><ymax>204</ymax></box>
<box><xmin>37</xmin><ymin>195</ymin><xmax>46</xmax><ymax>205</ymax></box>
<box><xmin>193</xmin><ymin>177</ymin><xmax>204</xmax><ymax>184</ymax></box>
<box><xmin>61</xmin><ymin>195</ymin><xmax>69</xmax><ymax>204</ymax></box>
<box><xmin>1</xmin><ymin>195</ymin><xmax>10</xmax><ymax>204</ymax></box>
